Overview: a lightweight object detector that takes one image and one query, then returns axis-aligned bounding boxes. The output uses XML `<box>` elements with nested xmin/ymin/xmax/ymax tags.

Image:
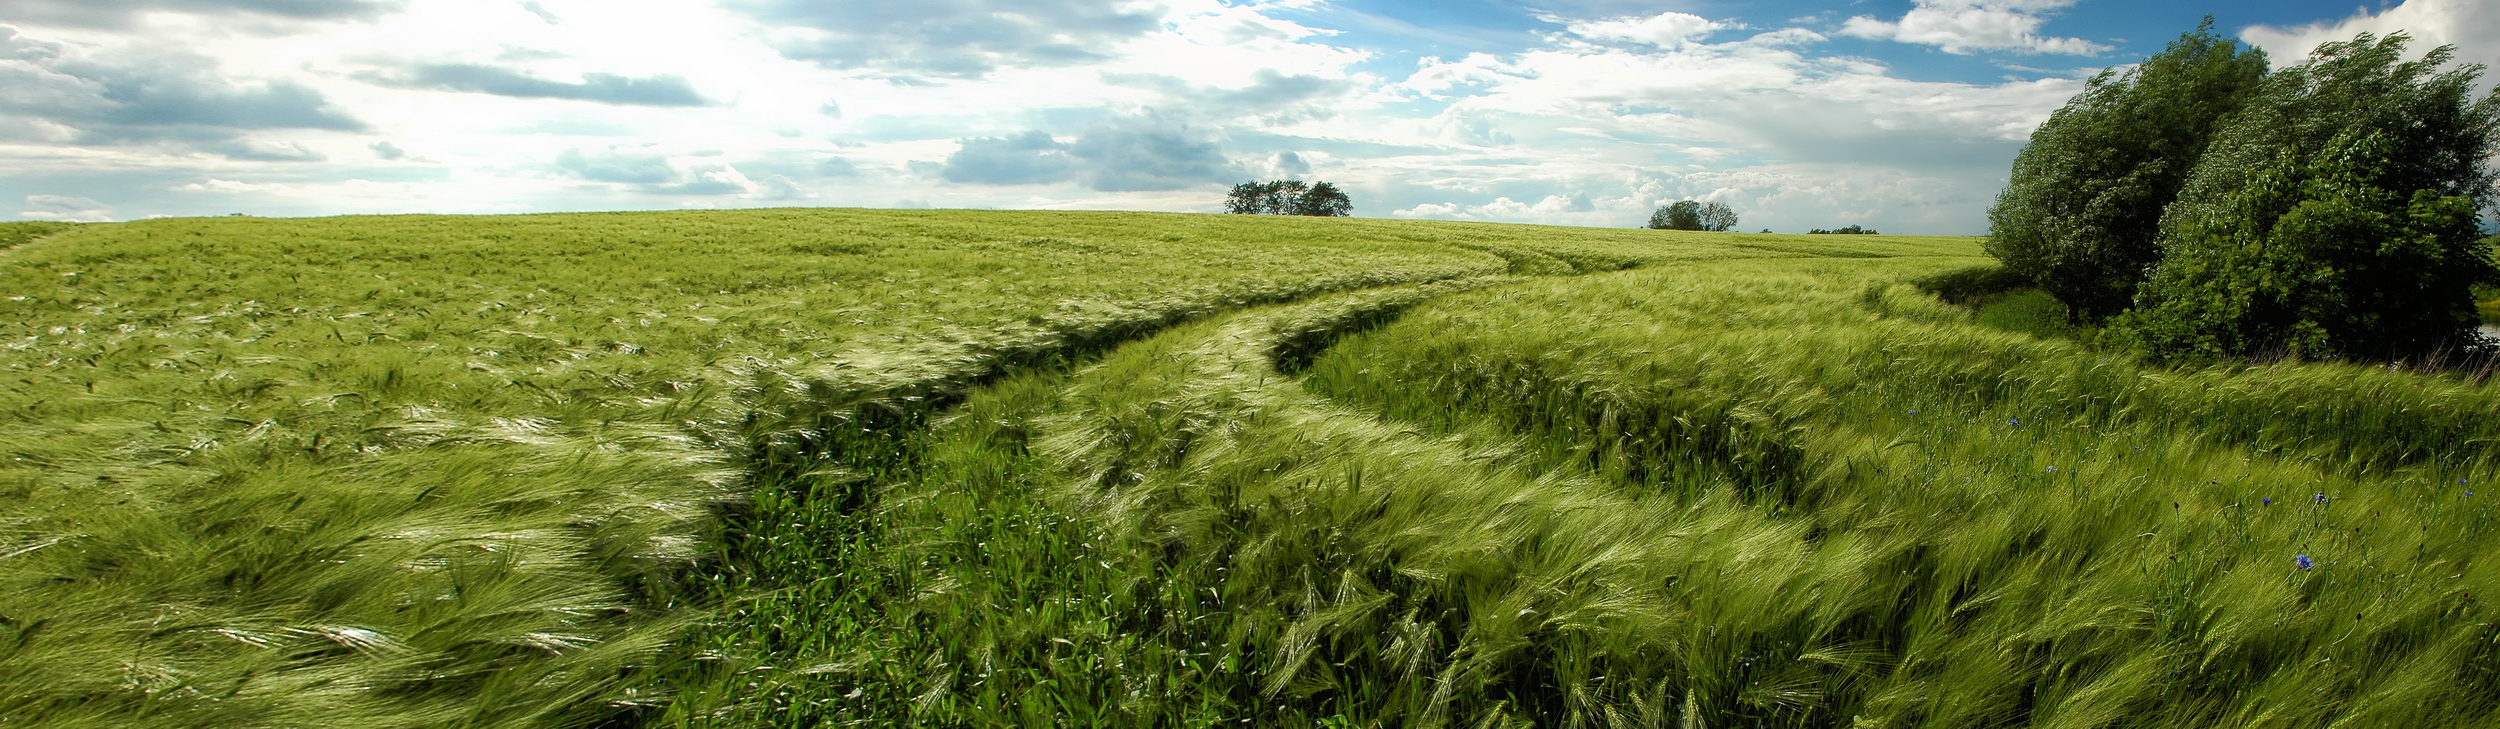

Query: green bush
<box><xmin>1973</xmin><ymin>289</ymin><xmax>2091</xmax><ymax>340</ymax></box>
<box><xmin>1984</xmin><ymin>20</ymin><xmax>2267</xmax><ymax>321</ymax></box>
<box><xmin>1911</xmin><ymin>264</ymin><xmax>2033</xmax><ymax>305</ymax></box>
<box><xmin>2478</xmin><ymin>252</ymin><xmax>2500</xmax><ymax>324</ymax></box>
<box><xmin>2114</xmin><ymin>34</ymin><xmax>2500</xmax><ymax>362</ymax></box>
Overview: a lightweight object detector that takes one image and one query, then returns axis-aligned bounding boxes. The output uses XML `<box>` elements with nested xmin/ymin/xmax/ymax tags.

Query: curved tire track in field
<box><xmin>655</xmin><ymin>244</ymin><xmax>1942</xmax><ymax>725</ymax></box>
<box><xmin>659</xmin><ymin>261</ymin><xmax>1731</xmax><ymax>724</ymax></box>
<box><xmin>653</xmin><ymin>274</ymin><xmax>1529</xmax><ymax>725</ymax></box>
<box><xmin>996</xmin><ymin>276</ymin><xmax>1847</xmax><ymax>724</ymax></box>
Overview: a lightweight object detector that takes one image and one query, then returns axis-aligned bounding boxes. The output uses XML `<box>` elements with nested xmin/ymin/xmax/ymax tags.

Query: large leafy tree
<box><xmin>1291</xmin><ymin>181</ymin><xmax>1352</xmax><ymax>217</ymax></box>
<box><xmin>1698</xmin><ymin>202</ymin><xmax>1738</xmax><ymax>232</ymax></box>
<box><xmin>1648</xmin><ymin>200</ymin><xmax>1700</xmax><ymax>230</ymax></box>
<box><xmin>1226</xmin><ymin>180</ymin><xmax>1352</xmax><ymax>216</ymax></box>
<box><xmin>1985</xmin><ymin>20</ymin><xmax>2268</xmax><ymax>321</ymax></box>
<box><xmin>1649</xmin><ymin>200</ymin><xmax>1734</xmax><ymax>231</ymax></box>
<box><xmin>2112</xmin><ymin>33</ymin><xmax>2500</xmax><ymax>361</ymax></box>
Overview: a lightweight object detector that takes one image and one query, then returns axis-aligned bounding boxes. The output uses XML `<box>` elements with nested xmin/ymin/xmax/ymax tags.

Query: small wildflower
<box><xmin>2262</xmin><ymin>498</ymin><xmax>2273</xmax><ymax>506</ymax></box>
<box><xmin>2009</xmin><ymin>418</ymin><xmax>2020</xmax><ymax>426</ymax></box>
<box><xmin>2296</xmin><ymin>554</ymin><xmax>2314</xmax><ymax>570</ymax></box>
<box><xmin>2046</xmin><ymin>466</ymin><xmax>2058</xmax><ymax>473</ymax></box>
<box><xmin>2314</xmin><ymin>493</ymin><xmax>2329</xmax><ymax>505</ymax></box>
<box><xmin>1907</xmin><ymin>409</ymin><xmax>1918</xmax><ymax>414</ymax></box>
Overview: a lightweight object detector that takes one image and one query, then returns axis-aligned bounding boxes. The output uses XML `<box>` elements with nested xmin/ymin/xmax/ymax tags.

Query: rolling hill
<box><xmin>2</xmin><ymin>210</ymin><xmax>2492</xmax><ymax>727</ymax></box>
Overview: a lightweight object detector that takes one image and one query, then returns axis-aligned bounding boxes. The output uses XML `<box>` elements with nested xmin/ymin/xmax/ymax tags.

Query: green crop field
<box><xmin>2</xmin><ymin>210</ymin><xmax>2494</xmax><ymax>728</ymax></box>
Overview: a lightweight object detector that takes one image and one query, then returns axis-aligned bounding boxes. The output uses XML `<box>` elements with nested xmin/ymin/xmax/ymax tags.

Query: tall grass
<box><xmin>1303</xmin><ymin>258</ymin><xmax>2500</xmax><ymax>726</ymax></box>
<box><xmin>648</xmin><ymin>240</ymin><xmax>1987</xmax><ymax>726</ymax></box>
<box><xmin>654</xmin><ymin>240</ymin><xmax>2500</xmax><ymax>726</ymax></box>
<box><xmin>0</xmin><ymin>209</ymin><xmax>1781</xmax><ymax>726</ymax></box>
<box><xmin>0</xmin><ymin>221</ymin><xmax>75</xmax><ymax>251</ymax></box>
<box><xmin>658</xmin><ymin>282</ymin><xmax>1697</xmax><ymax>725</ymax></box>
<box><xmin>40</xmin><ymin>207</ymin><xmax>2474</xmax><ymax>726</ymax></box>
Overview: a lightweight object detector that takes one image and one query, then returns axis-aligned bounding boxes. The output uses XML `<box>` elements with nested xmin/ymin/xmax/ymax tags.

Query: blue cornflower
<box><xmin>2295</xmin><ymin>554</ymin><xmax>2314</xmax><ymax>570</ymax></box>
<box><xmin>2314</xmin><ymin>493</ymin><xmax>2328</xmax><ymax>505</ymax></box>
<box><xmin>2009</xmin><ymin>418</ymin><xmax>2020</xmax><ymax>426</ymax></box>
<box><xmin>2262</xmin><ymin>498</ymin><xmax>2273</xmax><ymax>506</ymax></box>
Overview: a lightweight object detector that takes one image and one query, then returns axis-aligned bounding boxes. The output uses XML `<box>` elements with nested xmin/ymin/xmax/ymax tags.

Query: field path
<box><xmin>0</xmin><ymin>210</ymin><xmax>1984</xmax><ymax>727</ymax></box>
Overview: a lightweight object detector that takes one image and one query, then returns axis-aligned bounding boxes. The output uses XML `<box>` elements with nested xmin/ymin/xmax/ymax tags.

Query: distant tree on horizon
<box><xmin>1226</xmin><ymin>180</ymin><xmax>1352</xmax><ymax>216</ymax></box>
<box><xmin>1646</xmin><ymin>200</ymin><xmax>1736</xmax><ymax>231</ymax></box>
<box><xmin>1698</xmin><ymin>202</ymin><xmax>1738</xmax><ymax>232</ymax></box>
<box><xmin>1809</xmin><ymin>225</ymin><xmax>1878</xmax><ymax>235</ymax></box>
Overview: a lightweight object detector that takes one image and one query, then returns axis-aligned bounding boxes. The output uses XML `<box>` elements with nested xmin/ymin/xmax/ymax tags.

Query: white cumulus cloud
<box><xmin>1349</xmin><ymin>12</ymin><xmax>2087</xmax><ymax>232</ymax></box>
<box><xmin>174</xmin><ymin>179</ymin><xmax>273</xmax><ymax>194</ymax></box>
<box><xmin>1839</xmin><ymin>1</ymin><xmax>2109</xmax><ymax>56</ymax></box>
<box><xmin>20</xmin><ymin>194</ymin><xmax>111</xmax><ymax>222</ymax></box>
<box><xmin>2240</xmin><ymin>0</ymin><xmax>2500</xmax><ymax>93</ymax></box>
<box><xmin>1563</xmin><ymin>12</ymin><xmax>1732</xmax><ymax>48</ymax></box>
<box><xmin>0</xmin><ymin>0</ymin><xmax>2167</xmax><ymax>232</ymax></box>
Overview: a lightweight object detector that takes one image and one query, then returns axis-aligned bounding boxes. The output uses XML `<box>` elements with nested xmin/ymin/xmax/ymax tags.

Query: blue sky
<box><xmin>1</xmin><ymin>0</ymin><xmax>2489</xmax><ymax>233</ymax></box>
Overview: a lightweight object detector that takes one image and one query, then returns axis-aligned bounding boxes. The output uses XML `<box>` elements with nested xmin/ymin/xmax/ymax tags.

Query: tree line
<box><xmin>1987</xmin><ymin>19</ymin><xmax>2500</xmax><ymax>363</ymax></box>
<box><xmin>1646</xmin><ymin>200</ymin><xmax>1738</xmax><ymax>231</ymax></box>
<box><xmin>1227</xmin><ymin>180</ymin><xmax>1352</xmax><ymax>217</ymax></box>
<box><xmin>1642</xmin><ymin>201</ymin><xmax>1876</xmax><ymax>234</ymax></box>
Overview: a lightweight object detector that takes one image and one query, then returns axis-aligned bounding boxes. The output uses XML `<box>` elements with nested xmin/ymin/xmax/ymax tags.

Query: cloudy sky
<box><xmin>3</xmin><ymin>0</ymin><xmax>2492</xmax><ymax>233</ymax></box>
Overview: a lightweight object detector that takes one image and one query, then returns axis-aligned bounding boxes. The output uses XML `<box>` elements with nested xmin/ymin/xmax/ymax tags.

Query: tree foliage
<box><xmin>2111</xmin><ymin>33</ymin><xmax>2500</xmax><ymax>361</ymax></box>
<box><xmin>1985</xmin><ymin>20</ymin><xmax>2268</xmax><ymax>321</ymax></box>
<box><xmin>1808</xmin><ymin>225</ymin><xmax>1878</xmax><ymax>235</ymax></box>
<box><xmin>1227</xmin><ymin>180</ymin><xmax>1352</xmax><ymax>216</ymax></box>
<box><xmin>1699</xmin><ymin>202</ymin><xmax>1738</xmax><ymax>232</ymax></box>
<box><xmin>1647</xmin><ymin>200</ymin><xmax>1736</xmax><ymax>231</ymax></box>
<box><xmin>1648</xmin><ymin>200</ymin><xmax>1699</xmax><ymax>230</ymax></box>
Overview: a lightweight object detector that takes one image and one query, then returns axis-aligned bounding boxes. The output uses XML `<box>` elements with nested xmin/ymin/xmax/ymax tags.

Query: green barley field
<box><xmin>2</xmin><ymin>209</ymin><xmax>2495</xmax><ymax>727</ymax></box>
